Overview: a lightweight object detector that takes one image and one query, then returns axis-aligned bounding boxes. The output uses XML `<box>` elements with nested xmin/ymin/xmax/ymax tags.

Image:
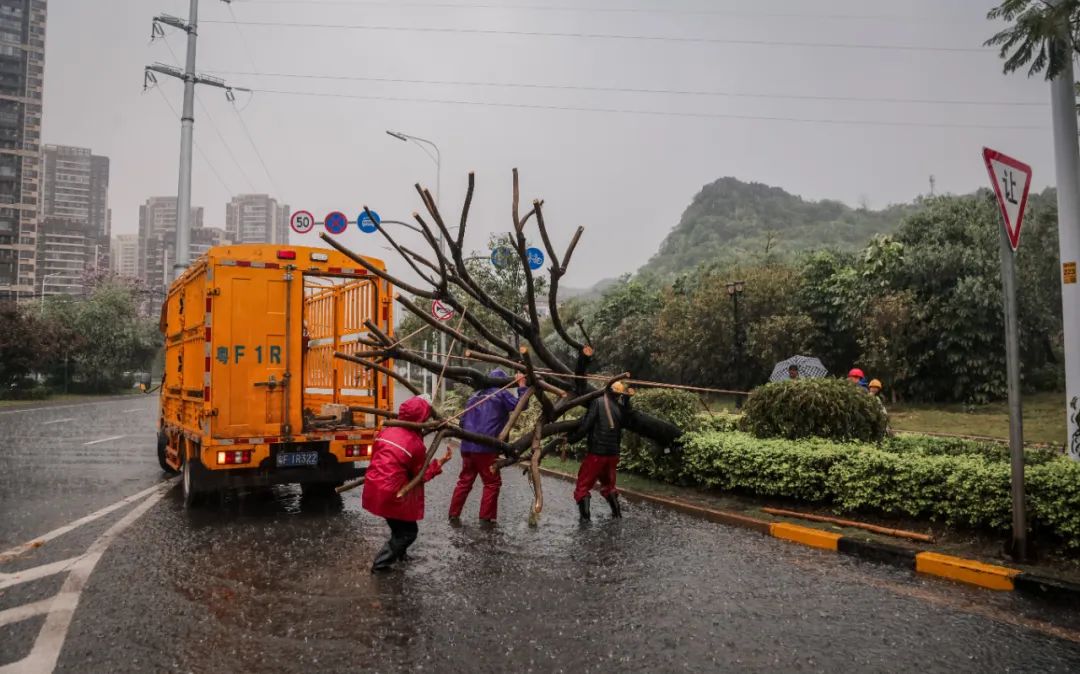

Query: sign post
<box><xmin>982</xmin><ymin>147</ymin><xmax>1033</xmax><ymax>562</ymax></box>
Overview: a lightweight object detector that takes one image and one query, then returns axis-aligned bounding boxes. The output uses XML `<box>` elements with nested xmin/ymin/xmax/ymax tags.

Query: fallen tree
<box><xmin>322</xmin><ymin>170</ymin><xmax>681</xmax><ymax>519</ymax></box>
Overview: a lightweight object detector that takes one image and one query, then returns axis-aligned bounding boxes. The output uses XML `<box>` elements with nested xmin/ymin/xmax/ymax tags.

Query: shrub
<box><xmin>674</xmin><ymin>430</ymin><xmax>1080</xmax><ymax>548</ymax></box>
<box><xmin>620</xmin><ymin>388</ymin><xmax>703</xmax><ymax>482</ymax></box>
<box><xmin>698</xmin><ymin>412</ymin><xmax>741</xmax><ymax>433</ymax></box>
<box><xmin>882</xmin><ymin>434</ymin><xmax>1063</xmax><ymax>466</ymax></box>
<box><xmin>740</xmin><ymin>378</ymin><xmax>887</xmax><ymax>442</ymax></box>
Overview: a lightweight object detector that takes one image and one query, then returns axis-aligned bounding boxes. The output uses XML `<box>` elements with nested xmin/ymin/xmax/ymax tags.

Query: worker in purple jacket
<box><xmin>448</xmin><ymin>368</ymin><xmax>526</xmax><ymax>524</ymax></box>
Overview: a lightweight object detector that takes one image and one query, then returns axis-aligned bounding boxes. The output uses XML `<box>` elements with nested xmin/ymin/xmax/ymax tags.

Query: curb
<box><xmin>538</xmin><ymin>466</ymin><xmax>1080</xmax><ymax>602</ymax></box>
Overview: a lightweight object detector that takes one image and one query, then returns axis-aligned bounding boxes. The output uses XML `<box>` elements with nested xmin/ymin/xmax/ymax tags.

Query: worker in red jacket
<box><xmin>362</xmin><ymin>396</ymin><xmax>452</xmax><ymax>572</ymax></box>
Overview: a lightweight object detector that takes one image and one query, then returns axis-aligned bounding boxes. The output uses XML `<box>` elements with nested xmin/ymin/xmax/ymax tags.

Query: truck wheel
<box><xmin>182</xmin><ymin>455</ymin><xmax>201</xmax><ymax>509</ymax></box>
<box><xmin>157</xmin><ymin>432</ymin><xmax>178</xmax><ymax>474</ymax></box>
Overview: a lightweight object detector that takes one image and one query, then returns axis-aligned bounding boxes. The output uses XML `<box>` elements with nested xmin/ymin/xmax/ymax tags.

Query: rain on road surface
<box><xmin>2</xmin><ymin>394</ymin><xmax>1079</xmax><ymax>672</ymax></box>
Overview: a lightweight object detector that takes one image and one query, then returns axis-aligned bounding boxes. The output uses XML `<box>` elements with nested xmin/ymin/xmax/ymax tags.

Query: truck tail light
<box><xmin>276</xmin><ymin>249</ymin><xmax>297</xmax><ymax>260</ymax></box>
<box><xmin>345</xmin><ymin>444</ymin><xmax>371</xmax><ymax>458</ymax></box>
<box><xmin>217</xmin><ymin>450</ymin><xmax>252</xmax><ymax>465</ymax></box>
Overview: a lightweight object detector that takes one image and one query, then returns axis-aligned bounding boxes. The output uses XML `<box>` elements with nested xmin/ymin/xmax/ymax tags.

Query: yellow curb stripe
<box><xmin>769</xmin><ymin>522</ymin><xmax>841</xmax><ymax>551</ymax></box>
<box><xmin>915</xmin><ymin>551</ymin><xmax>1020</xmax><ymax>591</ymax></box>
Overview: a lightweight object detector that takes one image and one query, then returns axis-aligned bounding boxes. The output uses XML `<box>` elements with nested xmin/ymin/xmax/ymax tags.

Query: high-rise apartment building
<box><xmin>138</xmin><ymin>196</ymin><xmax>204</xmax><ymax>303</ymax></box>
<box><xmin>225</xmin><ymin>194</ymin><xmax>289</xmax><ymax>244</ymax></box>
<box><xmin>110</xmin><ymin>233</ymin><xmax>138</xmax><ymax>279</ymax></box>
<box><xmin>0</xmin><ymin>0</ymin><xmax>46</xmax><ymax>300</ymax></box>
<box><xmin>38</xmin><ymin>144</ymin><xmax>110</xmax><ymax>294</ymax></box>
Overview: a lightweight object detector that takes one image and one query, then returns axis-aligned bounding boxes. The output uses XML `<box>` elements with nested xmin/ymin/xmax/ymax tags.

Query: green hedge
<box><xmin>620</xmin><ymin>388</ymin><xmax>703</xmax><ymax>483</ymax></box>
<box><xmin>673</xmin><ymin>430</ymin><xmax>1080</xmax><ymax>548</ymax></box>
<box><xmin>741</xmin><ymin>378</ymin><xmax>887</xmax><ymax>442</ymax></box>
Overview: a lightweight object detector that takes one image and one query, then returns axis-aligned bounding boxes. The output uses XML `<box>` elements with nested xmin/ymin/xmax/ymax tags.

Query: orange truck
<box><xmin>156</xmin><ymin>243</ymin><xmax>395</xmax><ymax>506</ymax></box>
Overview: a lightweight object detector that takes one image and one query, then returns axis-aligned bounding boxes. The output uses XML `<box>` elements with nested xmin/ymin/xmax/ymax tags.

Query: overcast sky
<box><xmin>43</xmin><ymin>0</ymin><xmax>1060</xmax><ymax>287</ymax></box>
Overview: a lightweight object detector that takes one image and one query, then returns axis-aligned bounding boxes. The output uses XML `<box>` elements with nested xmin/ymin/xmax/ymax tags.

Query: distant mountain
<box><xmin>640</xmin><ymin>177</ymin><xmax>918</xmax><ymax>277</ymax></box>
<box><xmin>560</xmin><ymin>277</ymin><xmax>619</xmax><ymax>302</ymax></box>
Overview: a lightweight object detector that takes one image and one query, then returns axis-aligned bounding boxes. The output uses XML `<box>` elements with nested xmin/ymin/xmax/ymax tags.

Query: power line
<box><xmin>208</xmin><ymin>69</ymin><xmax>1047</xmax><ymax>108</ymax></box>
<box><xmin>225</xmin><ymin>1</ymin><xmax>261</xmax><ymax>73</ymax></box>
<box><xmin>152</xmin><ymin>85</ymin><xmax>235</xmax><ymax>195</ymax></box>
<box><xmin>160</xmin><ymin>37</ymin><xmax>258</xmax><ymax>192</ymax></box>
<box><xmin>201</xmin><ymin>19</ymin><xmax>991</xmax><ymax>53</ymax></box>
<box><xmin>246</xmin><ymin>86</ymin><xmax>1047</xmax><ymax>130</ymax></box>
<box><xmin>230</xmin><ymin>101</ymin><xmax>283</xmax><ymax>196</ymax></box>
<box><xmin>227</xmin><ymin>0</ymin><xmax>969</xmax><ymax>23</ymax></box>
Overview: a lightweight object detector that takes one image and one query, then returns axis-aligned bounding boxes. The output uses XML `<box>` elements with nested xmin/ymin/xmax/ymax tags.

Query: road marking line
<box><xmin>0</xmin><ymin>480</ymin><xmax>172</xmax><ymax>563</ymax></box>
<box><xmin>0</xmin><ymin>397</ymin><xmax>145</xmax><ymax>416</ymax></box>
<box><xmin>0</xmin><ymin>597</ymin><xmax>63</xmax><ymax>628</ymax></box>
<box><xmin>82</xmin><ymin>435</ymin><xmax>124</xmax><ymax>446</ymax></box>
<box><xmin>2</xmin><ymin>484</ymin><xmax>173</xmax><ymax>674</ymax></box>
<box><xmin>41</xmin><ymin>418</ymin><xmax>74</xmax><ymax>426</ymax></box>
<box><xmin>0</xmin><ymin>557</ymin><xmax>79</xmax><ymax>590</ymax></box>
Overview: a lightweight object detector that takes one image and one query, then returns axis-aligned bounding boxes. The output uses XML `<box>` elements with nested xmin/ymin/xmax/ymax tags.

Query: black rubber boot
<box><xmin>605</xmin><ymin>493</ymin><xmax>622</xmax><ymax>518</ymax></box>
<box><xmin>577</xmin><ymin>496</ymin><xmax>591</xmax><ymax>522</ymax></box>
<box><xmin>370</xmin><ymin>543</ymin><xmax>396</xmax><ymax>572</ymax></box>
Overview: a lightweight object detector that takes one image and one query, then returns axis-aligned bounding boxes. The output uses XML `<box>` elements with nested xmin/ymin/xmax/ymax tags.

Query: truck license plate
<box><xmin>277</xmin><ymin>451</ymin><xmax>319</xmax><ymax>468</ymax></box>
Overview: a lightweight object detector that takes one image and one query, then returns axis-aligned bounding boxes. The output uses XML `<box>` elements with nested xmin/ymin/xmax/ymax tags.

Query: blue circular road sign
<box><xmin>490</xmin><ymin>246</ymin><xmax>514</xmax><ymax>270</ymax></box>
<box><xmin>324</xmin><ymin>211</ymin><xmax>348</xmax><ymax>235</ymax></box>
<box><xmin>526</xmin><ymin>247</ymin><xmax>545</xmax><ymax>270</ymax></box>
<box><xmin>357</xmin><ymin>209</ymin><xmax>381</xmax><ymax>233</ymax></box>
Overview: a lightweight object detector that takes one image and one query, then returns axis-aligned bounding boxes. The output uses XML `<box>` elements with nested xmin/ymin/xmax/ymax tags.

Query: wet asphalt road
<box><xmin>2</xmin><ymin>394</ymin><xmax>1080</xmax><ymax>672</ymax></box>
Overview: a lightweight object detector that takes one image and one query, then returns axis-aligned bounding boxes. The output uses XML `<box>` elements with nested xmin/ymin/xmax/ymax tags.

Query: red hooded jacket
<box><xmin>361</xmin><ymin>396</ymin><xmax>443</xmax><ymax>521</ymax></box>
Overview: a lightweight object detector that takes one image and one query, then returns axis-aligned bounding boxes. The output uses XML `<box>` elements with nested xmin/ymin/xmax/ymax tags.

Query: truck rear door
<box><xmin>211</xmin><ymin>262</ymin><xmax>296</xmax><ymax>439</ymax></box>
<box><xmin>302</xmin><ymin>274</ymin><xmax>385</xmax><ymax>424</ymax></box>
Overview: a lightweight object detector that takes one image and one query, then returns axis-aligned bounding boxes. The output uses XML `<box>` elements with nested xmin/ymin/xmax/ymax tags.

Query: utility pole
<box><xmin>146</xmin><ymin>1</ymin><xmax>240</xmax><ymax>281</ymax></box>
<box><xmin>929</xmin><ymin>174</ymin><xmax>936</xmax><ymax>197</ymax></box>
<box><xmin>1049</xmin><ymin>49</ymin><xmax>1080</xmax><ymax>460</ymax></box>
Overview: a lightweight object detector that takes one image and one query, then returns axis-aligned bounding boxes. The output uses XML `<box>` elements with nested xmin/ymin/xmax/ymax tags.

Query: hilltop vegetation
<box><xmin>641</xmin><ymin>177</ymin><xmax>917</xmax><ymax>277</ymax></box>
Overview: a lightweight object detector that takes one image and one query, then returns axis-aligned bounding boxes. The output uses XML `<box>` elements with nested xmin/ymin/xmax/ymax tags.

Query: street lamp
<box><xmin>726</xmin><ymin>280</ymin><xmax>746</xmax><ymax>408</ymax></box>
<box><xmin>386</xmin><ymin>130</ymin><xmax>445</xmax><ymax>402</ymax></box>
<box><xmin>40</xmin><ymin>272</ymin><xmax>62</xmax><ymax>315</ymax></box>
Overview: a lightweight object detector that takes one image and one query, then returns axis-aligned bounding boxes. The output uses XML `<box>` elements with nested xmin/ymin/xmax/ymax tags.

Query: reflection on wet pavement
<box><xmin>60</xmin><ymin>462</ymin><xmax>1080</xmax><ymax>673</ymax></box>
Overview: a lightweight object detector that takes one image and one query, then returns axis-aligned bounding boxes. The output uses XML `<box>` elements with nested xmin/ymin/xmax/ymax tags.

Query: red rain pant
<box><xmin>448</xmin><ymin>452</ymin><xmax>502</xmax><ymax>520</ymax></box>
<box><xmin>574</xmin><ymin>454</ymin><xmax>619</xmax><ymax>501</ymax></box>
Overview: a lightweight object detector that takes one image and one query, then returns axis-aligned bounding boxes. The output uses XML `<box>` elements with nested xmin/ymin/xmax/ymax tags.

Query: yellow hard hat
<box><xmin>868</xmin><ymin>379</ymin><xmax>883</xmax><ymax>390</ymax></box>
<box><xmin>611</xmin><ymin>381</ymin><xmax>633</xmax><ymax>395</ymax></box>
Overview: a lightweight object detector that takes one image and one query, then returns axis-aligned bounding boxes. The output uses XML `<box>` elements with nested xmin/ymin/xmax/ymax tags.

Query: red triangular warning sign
<box><xmin>982</xmin><ymin>147</ymin><xmax>1032</xmax><ymax>251</ymax></box>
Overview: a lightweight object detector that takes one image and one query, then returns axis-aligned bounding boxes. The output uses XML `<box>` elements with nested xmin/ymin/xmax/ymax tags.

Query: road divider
<box><xmin>538</xmin><ymin>466</ymin><xmax>1080</xmax><ymax>601</ymax></box>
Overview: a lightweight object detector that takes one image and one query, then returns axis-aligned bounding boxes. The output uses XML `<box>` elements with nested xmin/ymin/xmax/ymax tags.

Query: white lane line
<box><xmin>0</xmin><ymin>480</ymin><xmax>171</xmax><ymax>563</ymax></box>
<box><xmin>122</xmin><ymin>408</ymin><xmax>141</xmax><ymax>413</ymax></box>
<box><xmin>0</xmin><ymin>597</ymin><xmax>63</xmax><ymax>628</ymax></box>
<box><xmin>82</xmin><ymin>435</ymin><xmax>125</xmax><ymax>446</ymax></box>
<box><xmin>0</xmin><ymin>397</ymin><xmax>145</xmax><ymax>416</ymax></box>
<box><xmin>0</xmin><ymin>557</ymin><xmax>79</xmax><ymax>590</ymax></box>
<box><xmin>41</xmin><ymin>418</ymin><xmax>74</xmax><ymax>426</ymax></box>
<box><xmin>4</xmin><ymin>483</ymin><xmax>173</xmax><ymax>674</ymax></box>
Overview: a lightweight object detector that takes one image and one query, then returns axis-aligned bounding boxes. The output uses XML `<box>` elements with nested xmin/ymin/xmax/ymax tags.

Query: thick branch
<box><xmin>549</xmin><ymin>225</ymin><xmax>587</xmax><ymax>352</ymax></box>
<box><xmin>498</xmin><ymin>387</ymin><xmax>534</xmax><ymax>441</ymax></box>
<box><xmin>396</xmin><ymin>294</ymin><xmax>500</xmax><ymax>358</ymax></box>
<box><xmin>332</xmin><ymin>352</ymin><xmax>423</xmax><ymax>400</ymax></box>
<box><xmin>457</xmin><ymin>171</ymin><xmax>474</xmax><ymax>249</ymax></box>
<box><xmin>319</xmin><ymin>232</ymin><xmax>435</xmax><ymax>300</ymax></box>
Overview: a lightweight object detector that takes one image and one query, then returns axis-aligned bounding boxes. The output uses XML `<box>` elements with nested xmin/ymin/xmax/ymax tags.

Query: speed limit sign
<box><xmin>431</xmin><ymin>299</ymin><xmax>455</xmax><ymax>322</ymax></box>
<box><xmin>290</xmin><ymin>210</ymin><xmax>315</xmax><ymax>234</ymax></box>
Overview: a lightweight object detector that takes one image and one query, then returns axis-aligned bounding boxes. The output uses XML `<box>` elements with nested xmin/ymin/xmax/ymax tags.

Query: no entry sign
<box><xmin>431</xmin><ymin>299</ymin><xmax>454</xmax><ymax>322</ymax></box>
